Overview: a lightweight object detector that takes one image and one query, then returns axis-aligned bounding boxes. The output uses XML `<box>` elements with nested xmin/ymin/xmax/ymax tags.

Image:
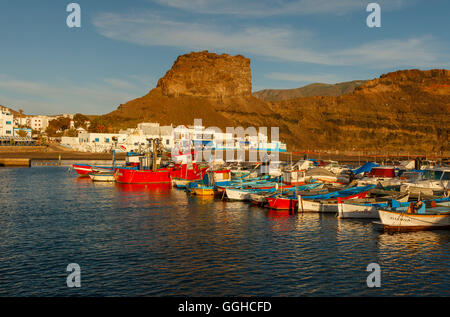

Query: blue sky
<box><xmin>0</xmin><ymin>0</ymin><xmax>448</xmax><ymax>115</ymax></box>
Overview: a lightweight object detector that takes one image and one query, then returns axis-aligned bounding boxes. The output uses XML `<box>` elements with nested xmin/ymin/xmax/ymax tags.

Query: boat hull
<box><xmin>114</xmin><ymin>168</ymin><xmax>172</xmax><ymax>184</ymax></box>
<box><xmin>225</xmin><ymin>188</ymin><xmax>252</xmax><ymax>201</ymax></box>
<box><xmin>89</xmin><ymin>172</ymin><xmax>115</xmax><ymax>182</ymax></box>
<box><xmin>378</xmin><ymin>209</ymin><xmax>450</xmax><ymax>232</ymax></box>
<box><xmin>337</xmin><ymin>203</ymin><xmax>379</xmax><ymax>219</ymax></box>
<box><xmin>192</xmin><ymin>187</ymin><xmax>215</xmax><ymax>196</ymax></box>
<box><xmin>266</xmin><ymin>197</ymin><xmax>297</xmax><ymax>210</ymax></box>
<box><xmin>298</xmin><ymin>191</ymin><xmax>369</xmax><ymax>213</ymax></box>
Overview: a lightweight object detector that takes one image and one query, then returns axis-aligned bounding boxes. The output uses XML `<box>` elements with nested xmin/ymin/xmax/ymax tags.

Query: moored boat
<box><xmin>88</xmin><ymin>172</ymin><xmax>115</xmax><ymax>182</ymax></box>
<box><xmin>377</xmin><ymin>202</ymin><xmax>450</xmax><ymax>232</ymax></box>
<box><xmin>73</xmin><ymin>163</ymin><xmax>112</xmax><ymax>177</ymax></box>
<box><xmin>337</xmin><ymin>193</ymin><xmax>410</xmax><ymax>219</ymax></box>
<box><xmin>114</xmin><ymin>167</ymin><xmax>173</xmax><ymax>184</ymax></box>
<box><xmin>296</xmin><ymin>185</ymin><xmax>375</xmax><ymax>212</ymax></box>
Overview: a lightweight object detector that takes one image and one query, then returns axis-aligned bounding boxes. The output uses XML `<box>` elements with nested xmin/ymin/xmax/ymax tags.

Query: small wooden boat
<box><xmin>192</xmin><ymin>186</ymin><xmax>216</xmax><ymax>196</ymax></box>
<box><xmin>377</xmin><ymin>202</ymin><xmax>450</xmax><ymax>232</ymax></box>
<box><xmin>88</xmin><ymin>172</ymin><xmax>115</xmax><ymax>182</ymax></box>
<box><xmin>225</xmin><ymin>187</ymin><xmax>277</xmax><ymax>201</ymax></box>
<box><xmin>298</xmin><ymin>192</ymin><xmax>371</xmax><ymax>213</ymax></box>
<box><xmin>295</xmin><ymin>185</ymin><xmax>376</xmax><ymax>212</ymax></box>
<box><xmin>337</xmin><ymin>193</ymin><xmax>410</xmax><ymax>219</ymax></box>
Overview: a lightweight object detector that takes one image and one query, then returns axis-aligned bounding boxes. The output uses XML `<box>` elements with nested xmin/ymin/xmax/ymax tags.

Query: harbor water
<box><xmin>0</xmin><ymin>166</ymin><xmax>448</xmax><ymax>296</ymax></box>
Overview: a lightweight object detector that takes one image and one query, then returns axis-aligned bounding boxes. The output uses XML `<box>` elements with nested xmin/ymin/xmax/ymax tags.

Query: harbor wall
<box><xmin>0</xmin><ymin>158</ymin><xmax>31</xmax><ymax>167</ymax></box>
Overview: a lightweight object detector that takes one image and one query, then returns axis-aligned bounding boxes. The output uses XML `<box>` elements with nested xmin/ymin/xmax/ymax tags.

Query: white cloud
<box><xmin>152</xmin><ymin>0</ymin><xmax>409</xmax><ymax>16</ymax></box>
<box><xmin>93</xmin><ymin>11</ymin><xmax>447</xmax><ymax>69</ymax></box>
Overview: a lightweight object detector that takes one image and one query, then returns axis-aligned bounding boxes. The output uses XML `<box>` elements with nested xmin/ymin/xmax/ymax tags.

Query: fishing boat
<box><xmin>400</xmin><ymin>168</ymin><xmax>450</xmax><ymax>196</ymax></box>
<box><xmin>88</xmin><ymin>171</ymin><xmax>115</xmax><ymax>182</ymax></box>
<box><xmin>211</xmin><ymin>169</ymin><xmax>232</xmax><ymax>186</ymax></box>
<box><xmin>170</xmin><ymin>163</ymin><xmax>209</xmax><ymax>188</ymax></box>
<box><xmin>249</xmin><ymin>183</ymin><xmax>323</xmax><ymax>206</ymax></box>
<box><xmin>187</xmin><ymin>181</ymin><xmax>216</xmax><ymax>196</ymax></box>
<box><xmin>376</xmin><ymin>202</ymin><xmax>450</xmax><ymax>232</ymax></box>
<box><xmin>266</xmin><ymin>196</ymin><xmax>299</xmax><ymax>211</ymax></box>
<box><xmin>336</xmin><ymin>193</ymin><xmax>410</xmax><ymax>219</ymax></box>
<box><xmin>72</xmin><ymin>163</ymin><xmax>112</xmax><ymax>176</ymax></box>
<box><xmin>192</xmin><ymin>186</ymin><xmax>216</xmax><ymax>196</ymax></box>
<box><xmin>294</xmin><ymin>185</ymin><xmax>376</xmax><ymax>212</ymax></box>
<box><xmin>225</xmin><ymin>187</ymin><xmax>278</xmax><ymax>201</ymax></box>
<box><xmin>114</xmin><ymin>167</ymin><xmax>173</xmax><ymax>184</ymax></box>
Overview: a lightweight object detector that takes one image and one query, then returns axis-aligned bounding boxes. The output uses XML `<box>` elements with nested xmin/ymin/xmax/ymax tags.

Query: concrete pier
<box><xmin>0</xmin><ymin>158</ymin><xmax>31</xmax><ymax>167</ymax></box>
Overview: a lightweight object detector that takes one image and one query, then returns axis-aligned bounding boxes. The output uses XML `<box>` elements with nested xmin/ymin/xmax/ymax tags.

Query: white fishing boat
<box><xmin>299</xmin><ymin>199</ymin><xmax>340</xmax><ymax>213</ymax></box>
<box><xmin>377</xmin><ymin>202</ymin><xmax>450</xmax><ymax>232</ymax></box>
<box><xmin>88</xmin><ymin>172</ymin><xmax>115</xmax><ymax>182</ymax></box>
<box><xmin>337</xmin><ymin>193</ymin><xmax>409</xmax><ymax>219</ymax></box>
<box><xmin>338</xmin><ymin>202</ymin><xmax>380</xmax><ymax>219</ymax></box>
<box><xmin>400</xmin><ymin>168</ymin><xmax>449</xmax><ymax>196</ymax></box>
<box><xmin>225</xmin><ymin>188</ymin><xmax>253</xmax><ymax>201</ymax></box>
<box><xmin>225</xmin><ymin>187</ymin><xmax>276</xmax><ymax>201</ymax></box>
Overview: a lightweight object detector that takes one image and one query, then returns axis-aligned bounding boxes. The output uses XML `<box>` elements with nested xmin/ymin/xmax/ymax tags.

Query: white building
<box><xmin>30</xmin><ymin>116</ymin><xmax>51</xmax><ymax>131</ymax></box>
<box><xmin>0</xmin><ymin>107</ymin><xmax>14</xmax><ymax>137</ymax></box>
<box><xmin>61</xmin><ymin>121</ymin><xmax>287</xmax><ymax>154</ymax></box>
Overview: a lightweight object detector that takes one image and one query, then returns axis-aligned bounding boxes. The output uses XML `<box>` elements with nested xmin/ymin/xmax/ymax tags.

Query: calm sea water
<box><xmin>0</xmin><ymin>166</ymin><xmax>448</xmax><ymax>297</ymax></box>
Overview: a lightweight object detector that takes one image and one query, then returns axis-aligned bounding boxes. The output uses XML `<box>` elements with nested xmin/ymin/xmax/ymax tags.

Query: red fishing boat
<box><xmin>114</xmin><ymin>167</ymin><xmax>173</xmax><ymax>184</ymax></box>
<box><xmin>266</xmin><ymin>196</ymin><xmax>299</xmax><ymax>211</ymax></box>
<box><xmin>170</xmin><ymin>163</ymin><xmax>208</xmax><ymax>180</ymax></box>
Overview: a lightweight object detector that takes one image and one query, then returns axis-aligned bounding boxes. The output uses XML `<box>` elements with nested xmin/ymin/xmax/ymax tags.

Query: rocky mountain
<box><xmin>105</xmin><ymin>51</ymin><xmax>449</xmax><ymax>153</ymax></box>
<box><xmin>267</xmin><ymin>69</ymin><xmax>449</xmax><ymax>152</ymax></box>
<box><xmin>157</xmin><ymin>52</ymin><xmax>252</xmax><ymax>98</ymax></box>
<box><xmin>105</xmin><ymin>51</ymin><xmax>275</xmax><ymax>129</ymax></box>
<box><xmin>253</xmin><ymin>80</ymin><xmax>367</xmax><ymax>102</ymax></box>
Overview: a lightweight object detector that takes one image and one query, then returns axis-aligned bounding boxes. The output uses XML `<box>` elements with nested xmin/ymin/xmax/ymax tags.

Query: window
<box><xmin>6</xmin><ymin>130</ymin><xmax>11</xmax><ymax>134</ymax></box>
<box><xmin>166</xmin><ymin>139</ymin><xmax>170</xmax><ymax>145</ymax></box>
<box><xmin>6</xmin><ymin>121</ymin><xmax>11</xmax><ymax>125</ymax></box>
<box><xmin>95</xmin><ymin>138</ymin><xmax>99</xmax><ymax>142</ymax></box>
<box><xmin>105</xmin><ymin>138</ymin><xmax>110</xmax><ymax>143</ymax></box>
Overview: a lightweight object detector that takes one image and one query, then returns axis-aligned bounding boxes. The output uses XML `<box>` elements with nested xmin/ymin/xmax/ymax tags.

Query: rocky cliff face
<box><xmin>156</xmin><ymin>51</ymin><xmax>252</xmax><ymax>98</ymax></box>
<box><xmin>105</xmin><ymin>51</ymin><xmax>449</xmax><ymax>153</ymax></box>
<box><xmin>106</xmin><ymin>51</ymin><xmax>272</xmax><ymax>128</ymax></box>
<box><xmin>268</xmin><ymin>69</ymin><xmax>450</xmax><ymax>152</ymax></box>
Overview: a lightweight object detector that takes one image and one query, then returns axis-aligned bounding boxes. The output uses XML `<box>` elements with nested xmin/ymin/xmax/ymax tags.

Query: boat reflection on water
<box><xmin>73</xmin><ymin>176</ymin><xmax>92</xmax><ymax>183</ymax></box>
<box><xmin>115</xmin><ymin>183</ymin><xmax>172</xmax><ymax>193</ymax></box>
<box><xmin>267</xmin><ymin>210</ymin><xmax>297</xmax><ymax>232</ymax></box>
<box><xmin>336</xmin><ymin>218</ymin><xmax>374</xmax><ymax>234</ymax></box>
<box><xmin>267</xmin><ymin>209</ymin><xmax>293</xmax><ymax>219</ymax></box>
<box><xmin>189</xmin><ymin>195</ymin><xmax>216</xmax><ymax>205</ymax></box>
<box><xmin>377</xmin><ymin>230</ymin><xmax>447</xmax><ymax>250</ymax></box>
